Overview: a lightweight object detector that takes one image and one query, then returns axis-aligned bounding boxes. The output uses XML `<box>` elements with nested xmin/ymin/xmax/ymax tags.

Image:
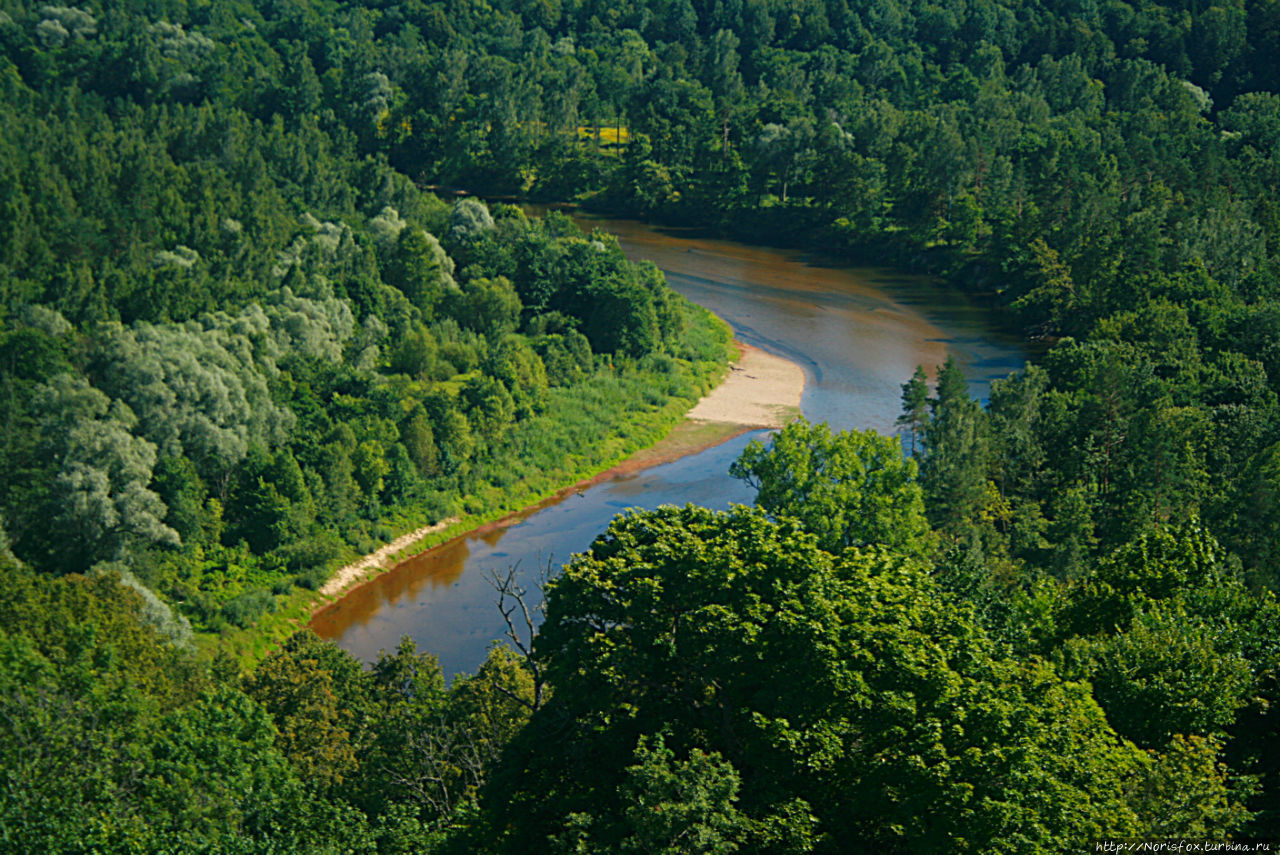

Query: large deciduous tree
<box><xmin>478</xmin><ymin>505</ymin><xmax>1186</xmax><ymax>853</ymax></box>
<box><xmin>34</xmin><ymin>374</ymin><xmax>178</xmax><ymax>570</ymax></box>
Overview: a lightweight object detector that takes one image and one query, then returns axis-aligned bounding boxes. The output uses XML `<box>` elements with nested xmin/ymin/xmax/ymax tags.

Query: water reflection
<box><xmin>311</xmin><ymin>435</ymin><xmax>760</xmax><ymax>674</ymax></box>
<box><xmin>312</xmin><ymin>215</ymin><xmax>1027</xmax><ymax>677</ymax></box>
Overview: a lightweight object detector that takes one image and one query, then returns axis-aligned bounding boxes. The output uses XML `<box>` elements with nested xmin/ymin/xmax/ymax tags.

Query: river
<box><xmin>310</xmin><ymin>214</ymin><xmax>1027</xmax><ymax>677</ymax></box>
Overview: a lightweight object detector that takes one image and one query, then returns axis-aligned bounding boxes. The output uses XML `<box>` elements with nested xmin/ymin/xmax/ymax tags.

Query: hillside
<box><xmin>2</xmin><ymin>0</ymin><xmax>1279</xmax><ymax>850</ymax></box>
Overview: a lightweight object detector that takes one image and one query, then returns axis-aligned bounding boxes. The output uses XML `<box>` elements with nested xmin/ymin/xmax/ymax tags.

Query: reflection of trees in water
<box><xmin>311</xmin><ymin>538</ymin><xmax>474</xmax><ymax>639</ymax></box>
<box><xmin>319</xmin><ymin>216</ymin><xmax>1026</xmax><ymax>674</ymax></box>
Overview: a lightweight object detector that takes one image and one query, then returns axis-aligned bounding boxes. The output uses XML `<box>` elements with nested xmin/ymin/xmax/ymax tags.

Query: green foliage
<box><xmin>455</xmin><ymin>276</ymin><xmax>522</xmax><ymax>339</ymax></box>
<box><xmin>221</xmin><ymin>588</ymin><xmax>276</xmax><ymax>629</ymax></box>
<box><xmin>138</xmin><ymin>688</ymin><xmax>302</xmax><ymax>844</ymax></box>
<box><xmin>92</xmin><ymin>565</ymin><xmax>194</xmax><ymax>648</ymax></box>
<box><xmin>1130</xmin><ymin>735</ymin><xmax>1256</xmax><ymax>838</ymax></box>
<box><xmin>4</xmin><ymin>0</ymin><xmax>1280</xmax><ymax>844</ymax></box>
<box><xmin>386</xmin><ymin>227</ymin><xmax>456</xmax><ymax>317</ymax></box>
<box><xmin>0</xmin><ymin>30</ymin><xmax>727</xmax><ymax>629</ymax></box>
<box><xmin>730</xmin><ymin>417</ymin><xmax>932</xmax><ymax>557</ymax></box>
<box><xmin>1052</xmin><ymin>523</ymin><xmax>1274</xmax><ymax>755</ymax></box>
<box><xmin>242</xmin><ymin>629</ymin><xmax>371</xmax><ymax>790</ymax></box>
<box><xmin>481</xmin><ymin>505</ymin><xmax>1166</xmax><ymax>852</ymax></box>
<box><xmin>0</xmin><ymin>559</ymin><xmax>355</xmax><ymax>853</ymax></box>
<box><xmin>555</xmin><ymin>737</ymin><xmax>752</xmax><ymax>855</ymax></box>
<box><xmin>896</xmin><ymin>364</ymin><xmax>929</xmax><ymax>456</ymax></box>
<box><xmin>31</xmin><ymin>373</ymin><xmax>178</xmax><ymax>571</ymax></box>
<box><xmin>0</xmin><ymin>555</ymin><xmax>537</xmax><ymax>852</ymax></box>
<box><xmin>1063</xmin><ymin>606</ymin><xmax>1254</xmax><ymax>749</ymax></box>
<box><xmin>449</xmin><ymin>198</ymin><xmax>496</xmax><ymax>244</ymax></box>
<box><xmin>605</xmin><ymin>734</ymin><xmax>750</xmax><ymax>855</ymax></box>
<box><xmin>919</xmin><ymin>357</ymin><xmax>993</xmax><ymax>535</ymax></box>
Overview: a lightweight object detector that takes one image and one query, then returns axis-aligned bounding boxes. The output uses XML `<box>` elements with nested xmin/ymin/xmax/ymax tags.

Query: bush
<box><xmin>294</xmin><ymin>564</ymin><xmax>331</xmax><ymax>591</ymax></box>
<box><xmin>221</xmin><ymin>589</ymin><xmax>276</xmax><ymax>629</ymax></box>
<box><xmin>279</xmin><ymin>533</ymin><xmax>347</xmax><ymax>591</ymax></box>
<box><xmin>281</xmin><ymin>532</ymin><xmax>347</xmax><ymax>573</ymax></box>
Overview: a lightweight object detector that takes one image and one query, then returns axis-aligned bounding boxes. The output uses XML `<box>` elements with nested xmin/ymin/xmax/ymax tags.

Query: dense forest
<box><xmin>0</xmin><ymin>1</ymin><xmax>736</xmax><ymax>648</ymax></box>
<box><xmin>3</xmin><ymin>0</ymin><xmax>1280</xmax><ymax>851</ymax></box>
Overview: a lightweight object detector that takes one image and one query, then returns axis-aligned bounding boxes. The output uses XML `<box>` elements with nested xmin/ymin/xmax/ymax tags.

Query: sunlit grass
<box><xmin>577</xmin><ymin>125</ymin><xmax>629</xmax><ymax>145</ymax></box>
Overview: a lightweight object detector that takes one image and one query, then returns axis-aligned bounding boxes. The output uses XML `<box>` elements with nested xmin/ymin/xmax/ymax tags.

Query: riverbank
<box><xmin>207</xmin><ymin>296</ymin><xmax>737</xmax><ymax>665</ymax></box>
<box><xmin>686</xmin><ymin>342</ymin><xmax>804</xmax><ymax>428</ymax></box>
<box><xmin>316</xmin><ymin>517</ymin><xmax>462</xmax><ymax>599</ymax></box>
<box><xmin>307</xmin><ymin>341</ymin><xmax>805</xmax><ymax>625</ymax></box>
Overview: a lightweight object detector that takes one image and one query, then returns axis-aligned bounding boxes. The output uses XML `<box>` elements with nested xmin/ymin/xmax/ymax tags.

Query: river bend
<box><xmin>311</xmin><ymin>216</ymin><xmax>1026</xmax><ymax>677</ymax></box>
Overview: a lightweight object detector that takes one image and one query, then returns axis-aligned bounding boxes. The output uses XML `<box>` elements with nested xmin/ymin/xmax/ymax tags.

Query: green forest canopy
<box><xmin>3</xmin><ymin>0</ymin><xmax>1280</xmax><ymax>849</ymax></box>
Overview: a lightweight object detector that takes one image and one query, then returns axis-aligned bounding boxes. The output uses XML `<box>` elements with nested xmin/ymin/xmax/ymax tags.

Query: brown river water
<box><xmin>311</xmin><ymin>214</ymin><xmax>1027</xmax><ymax>677</ymax></box>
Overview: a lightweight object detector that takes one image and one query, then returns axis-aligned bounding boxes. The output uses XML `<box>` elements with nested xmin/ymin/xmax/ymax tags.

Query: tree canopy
<box><xmin>3</xmin><ymin>0</ymin><xmax>1280</xmax><ymax>846</ymax></box>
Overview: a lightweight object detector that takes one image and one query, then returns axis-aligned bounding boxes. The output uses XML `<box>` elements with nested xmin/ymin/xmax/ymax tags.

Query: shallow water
<box><xmin>311</xmin><ymin>215</ymin><xmax>1026</xmax><ymax>677</ymax></box>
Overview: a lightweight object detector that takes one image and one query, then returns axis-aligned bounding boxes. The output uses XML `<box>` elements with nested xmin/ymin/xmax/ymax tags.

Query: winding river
<box><xmin>311</xmin><ymin>215</ymin><xmax>1027</xmax><ymax>677</ymax></box>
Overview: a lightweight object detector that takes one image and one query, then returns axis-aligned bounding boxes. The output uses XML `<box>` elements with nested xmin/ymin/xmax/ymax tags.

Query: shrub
<box><xmin>221</xmin><ymin>589</ymin><xmax>276</xmax><ymax>629</ymax></box>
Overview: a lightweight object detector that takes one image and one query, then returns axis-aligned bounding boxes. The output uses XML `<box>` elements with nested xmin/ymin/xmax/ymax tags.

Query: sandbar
<box><xmin>687</xmin><ymin>341</ymin><xmax>805</xmax><ymax>428</ymax></box>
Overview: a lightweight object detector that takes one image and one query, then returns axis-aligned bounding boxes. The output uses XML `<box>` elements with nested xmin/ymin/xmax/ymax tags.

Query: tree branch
<box><xmin>485</xmin><ymin>562</ymin><xmax>550</xmax><ymax>712</ymax></box>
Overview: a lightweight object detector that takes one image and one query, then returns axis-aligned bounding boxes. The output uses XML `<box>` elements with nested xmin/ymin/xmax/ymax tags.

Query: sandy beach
<box><xmin>687</xmin><ymin>341</ymin><xmax>805</xmax><ymax>428</ymax></box>
<box><xmin>318</xmin><ymin>517</ymin><xmax>459</xmax><ymax>598</ymax></box>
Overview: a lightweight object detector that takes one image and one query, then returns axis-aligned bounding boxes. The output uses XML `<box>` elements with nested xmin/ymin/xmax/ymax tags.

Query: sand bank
<box><xmin>318</xmin><ymin>517</ymin><xmax>460</xmax><ymax>598</ymax></box>
<box><xmin>687</xmin><ymin>341</ymin><xmax>805</xmax><ymax>428</ymax></box>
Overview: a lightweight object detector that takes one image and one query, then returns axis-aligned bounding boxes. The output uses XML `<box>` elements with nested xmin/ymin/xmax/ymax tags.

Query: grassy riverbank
<box><xmin>208</xmin><ymin>300</ymin><xmax>735</xmax><ymax>666</ymax></box>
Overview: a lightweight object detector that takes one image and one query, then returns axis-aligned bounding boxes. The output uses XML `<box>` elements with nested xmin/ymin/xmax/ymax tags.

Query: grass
<box><xmin>210</xmin><ymin>301</ymin><xmax>735</xmax><ymax>668</ymax></box>
<box><xmin>623</xmin><ymin>419</ymin><xmax>752</xmax><ymax>468</ymax></box>
<box><xmin>577</xmin><ymin>125</ymin><xmax>630</xmax><ymax>146</ymax></box>
<box><xmin>196</xmin><ymin>586</ymin><xmax>317</xmax><ymax>666</ymax></box>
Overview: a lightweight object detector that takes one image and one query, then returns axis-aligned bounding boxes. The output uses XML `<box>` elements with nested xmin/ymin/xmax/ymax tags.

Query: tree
<box><xmin>460</xmin><ymin>375</ymin><xmax>515</xmax><ymax>446</ymax></box>
<box><xmin>707</xmin><ymin>29</ymin><xmax>744</xmax><ymax>155</ymax></box>
<box><xmin>730</xmin><ymin>418</ymin><xmax>932</xmax><ymax>557</ymax></box>
<box><xmin>385</xmin><ymin>228</ymin><xmax>456</xmax><ymax>317</ymax></box>
<box><xmin>616</xmin><ymin>735</ymin><xmax>747</xmax><ymax>855</ymax></box>
<box><xmin>480</xmin><ymin>505</ymin><xmax>1157</xmax><ymax>853</ymax></box>
<box><xmin>454</xmin><ymin>276</ymin><xmax>522</xmax><ymax>339</ymax></box>
<box><xmin>897</xmin><ymin>365</ymin><xmax>929</xmax><ymax>456</ymax></box>
<box><xmin>920</xmin><ymin>357</ymin><xmax>992</xmax><ymax>534</ymax></box>
<box><xmin>139</xmin><ymin>689</ymin><xmax>303</xmax><ymax>844</ymax></box>
<box><xmin>1130</xmin><ymin>735</ymin><xmax>1254</xmax><ymax>838</ymax></box>
<box><xmin>89</xmin><ymin>318</ymin><xmax>293</xmax><ymax>489</ymax></box>
<box><xmin>1062</xmin><ymin>606</ymin><xmax>1254</xmax><ymax>749</ymax></box>
<box><xmin>0</xmin><ymin>558</ymin><xmax>375</xmax><ymax>852</ymax></box>
<box><xmin>243</xmin><ymin>630</ymin><xmax>372</xmax><ymax>790</ymax></box>
<box><xmin>1055</xmin><ymin>523</ymin><xmax>1273</xmax><ymax>751</ymax></box>
<box><xmin>388</xmin><ymin>323</ymin><xmax>442</xmax><ymax>379</ymax></box>
<box><xmin>555</xmin><ymin>734</ymin><xmax>750</xmax><ymax>855</ymax></box>
<box><xmin>401</xmin><ymin>409</ymin><xmax>441</xmax><ymax>477</ymax></box>
<box><xmin>34</xmin><ymin>374</ymin><xmax>178</xmax><ymax>570</ymax></box>
<box><xmin>354</xmin><ymin>640</ymin><xmax>535</xmax><ymax>835</ymax></box>
<box><xmin>752</xmin><ymin>120</ymin><xmax>815</xmax><ymax>202</ymax></box>
<box><xmin>448</xmin><ymin>198</ymin><xmax>496</xmax><ymax>244</ymax></box>
<box><xmin>152</xmin><ymin>454</ymin><xmax>222</xmax><ymax>547</ymax></box>
<box><xmin>1012</xmin><ymin>238</ymin><xmax>1082</xmax><ymax>334</ymax></box>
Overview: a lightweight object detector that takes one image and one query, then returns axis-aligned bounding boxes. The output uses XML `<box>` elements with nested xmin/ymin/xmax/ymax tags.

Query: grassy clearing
<box><xmin>577</xmin><ymin>125</ymin><xmax>630</xmax><ymax>146</ymax></box>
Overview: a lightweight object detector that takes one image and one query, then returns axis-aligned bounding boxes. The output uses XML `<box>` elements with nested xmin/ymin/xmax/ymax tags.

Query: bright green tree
<box><xmin>479</xmin><ymin>505</ymin><xmax>1161</xmax><ymax>853</ymax></box>
<box><xmin>730</xmin><ymin>418</ymin><xmax>932</xmax><ymax>557</ymax></box>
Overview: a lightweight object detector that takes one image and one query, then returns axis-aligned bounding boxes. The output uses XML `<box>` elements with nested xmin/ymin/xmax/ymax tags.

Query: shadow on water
<box><xmin>312</xmin><ymin>214</ymin><xmax>1028</xmax><ymax>678</ymax></box>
